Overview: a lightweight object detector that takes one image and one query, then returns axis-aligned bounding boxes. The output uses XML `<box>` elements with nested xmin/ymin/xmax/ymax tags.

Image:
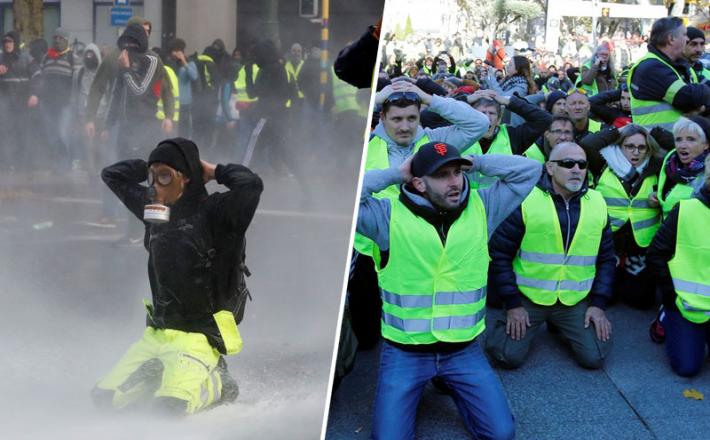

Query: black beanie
<box><xmin>545</xmin><ymin>90</ymin><xmax>567</xmax><ymax>113</ymax></box>
<box><xmin>688</xmin><ymin>116</ymin><xmax>710</xmax><ymax>144</ymax></box>
<box><xmin>148</xmin><ymin>141</ymin><xmax>190</xmax><ymax>177</ymax></box>
<box><xmin>687</xmin><ymin>27</ymin><xmax>705</xmax><ymax>42</ymax></box>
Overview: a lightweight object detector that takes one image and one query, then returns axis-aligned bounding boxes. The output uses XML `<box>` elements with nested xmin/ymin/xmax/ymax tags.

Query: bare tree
<box><xmin>13</xmin><ymin>0</ymin><xmax>43</xmax><ymax>42</ymax></box>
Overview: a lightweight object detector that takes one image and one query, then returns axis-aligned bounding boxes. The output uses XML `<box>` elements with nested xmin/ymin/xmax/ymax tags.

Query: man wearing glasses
<box><xmin>349</xmin><ymin>80</ymin><xmax>489</xmax><ymax>349</ymax></box>
<box><xmin>92</xmin><ymin>138</ymin><xmax>263</xmax><ymax>414</ymax></box>
<box><xmin>485</xmin><ymin>142</ymin><xmax>616</xmax><ymax>370</ymax></box>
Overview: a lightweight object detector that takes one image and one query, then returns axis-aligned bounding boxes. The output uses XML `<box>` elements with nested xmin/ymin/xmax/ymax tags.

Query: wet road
<box><xmin>0</xmin><ymin>169</ymin><xmax>356</xmax><ymax>439</ymax></box>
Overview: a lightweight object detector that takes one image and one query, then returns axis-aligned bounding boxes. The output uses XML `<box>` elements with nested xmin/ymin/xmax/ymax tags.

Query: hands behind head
<box><xmin>399</xmin><ymin>155</ymin><xmax>414</xmax><ymax>183</ymax></box>
<box><xmin>375</xmin><ymin>80</ymin><xmax>430</xmax><ymax>105</ymax></box>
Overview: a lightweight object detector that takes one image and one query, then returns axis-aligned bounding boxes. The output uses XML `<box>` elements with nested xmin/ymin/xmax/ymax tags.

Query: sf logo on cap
<box><xmin>434</xmin><ymin>143</ymin><xmax>448</xmax><ymax>156</ymax></box>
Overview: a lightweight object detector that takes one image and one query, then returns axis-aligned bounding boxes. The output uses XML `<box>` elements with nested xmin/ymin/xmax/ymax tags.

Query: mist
<box><xmin>0</xmin><ymin>95</ymin><xmax>368</xmax><ymax>439</ymax></box>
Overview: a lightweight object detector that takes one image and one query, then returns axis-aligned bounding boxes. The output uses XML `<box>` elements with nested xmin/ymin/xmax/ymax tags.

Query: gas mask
<box><xmin>143</xmin><ymin>167</ymin><xmax>186</xmax><ymax>223</ymax></box>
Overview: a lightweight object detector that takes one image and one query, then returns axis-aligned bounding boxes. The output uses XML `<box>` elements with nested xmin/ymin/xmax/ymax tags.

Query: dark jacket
<box><xmin>334</xmin><ymin>27</ymin><xmax>379</xmax><ymax>89</ymax></box>
<box><xmin>630</xmin><ymin>44</ymin><xmax>710</xmax><ymax>113</ymax></box>
<box><xmin>647</xmin><ymin>185</ymin><xmax>710</xmax><ymax>311</ymax></box>
<box><xmin>588</xmin><ymin>89</ymin><xmax>630</xmax><ymax>125</ymax></box>
<box><xmin>489</xmin><ymin>173</ymin><xmax>616</xmax><ymax>310</ymax></box>
<box><xmin>32</xmin><ymin>48</ymin><xmax>76</xmax><ymax>107</ymax></box>
<box><xmin>101</xmin><ymin>139</ymin><xmax>263</xmax><ymax>352</ymax></box>
<box><xmin>0</xmin><ymin>32</ymin><xmax>33</xmax><ymax>99</ymax></box>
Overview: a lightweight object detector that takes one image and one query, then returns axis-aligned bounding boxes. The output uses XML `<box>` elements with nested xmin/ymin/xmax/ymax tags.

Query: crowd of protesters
<box><xmin>336</xmin><ymin>15</ymin><xmax>710</xmax><ymax>439</ymax></box>
<box><xmin>0</xmin><ymin>16</ymin><xmax>368</xmax><ymax>236</ymax></box>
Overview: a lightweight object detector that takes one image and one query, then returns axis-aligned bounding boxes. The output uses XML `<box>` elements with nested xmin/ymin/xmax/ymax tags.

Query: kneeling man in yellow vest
<box><xmin>357</xmin><ymin>140</ymin><xmax>541</xmax><ymax>439</ymax></box>
<box><xmin>485</xmin><ymin>142</ymin><xmax>616</xmax><ymax>370</ymax></box>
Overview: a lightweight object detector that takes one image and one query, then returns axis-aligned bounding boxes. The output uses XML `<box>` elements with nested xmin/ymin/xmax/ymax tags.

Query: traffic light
<box><xmin>601</xmin><ymin>7</ymin><xmax>610</xmax><ymax>18</ymax></box>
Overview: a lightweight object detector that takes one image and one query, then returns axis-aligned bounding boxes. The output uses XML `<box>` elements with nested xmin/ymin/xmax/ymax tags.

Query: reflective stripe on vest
<box><xmin>596</xmin><ymin>167</ymin><xmax>660</xmax><ymax>247</ymax></box>
<box><xmin>156</xmin><ymin>65</ymin><xmax>180</xmax><ymax>122</ymax></box>
<box><xmin>657</xmin><ymin>149</ymin><xmax>697</xmax><ymax>219</ymax></box>
<box><xmin>513</xmin><ymin>187</ymin><xmax>608</xmax><ymax>306</ymax></box>
<box><xmin>198</xmin><ymin>54</ymin><xmax>214</xmax><ymax>88</ymax></box>
<box><xmin>375</xmin><ymin>191</ymin><xmax>489</xmax><ymax>344</ymax></box>
<box><xmin>234</xmin><ymin>65</ymin><xmax>259</xmax><ymax>103</ymax></box>
<box><xmin>332</xmin><ymin>66</ymin><xmax>360</xmax><ymax>114</ymax></box>
<box><xmin>353</xmin><ymin>135</ymin><xmax>431</xmax><ymax>256</ymax></box>
<box><xmin>285</xmin><ymin>60</ymin><xmax>304</xmax><ymax>99</ymax></box>
<box><xmin>669</xmin><ymin>199</ymin><xmax>710</xmax><ymax>324</ymax></box>
<box><xmin>461</xmin><ymin>125</ymin><xmax>513</xmax><ymax>189</ymax></box>
<box><xmin>628</xmin><ymin>52</ymin><xmax>685</xmax><ymax>131</ymax></box>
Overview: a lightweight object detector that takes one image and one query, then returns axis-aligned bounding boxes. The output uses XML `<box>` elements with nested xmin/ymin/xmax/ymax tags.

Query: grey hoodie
<box><xmin>357</xmin><ymin>154</ymin><xmax>542</xmax><ymax>251</ymax></box>
<box><xmin>371</xmin><ymin>94</ymin><xmax>490</xmax><ymax>170</ymax></box>
<box><xmin>74</xmin><ymin>43</ymin><xmax>103</xmax><ymax>118</ymax></box>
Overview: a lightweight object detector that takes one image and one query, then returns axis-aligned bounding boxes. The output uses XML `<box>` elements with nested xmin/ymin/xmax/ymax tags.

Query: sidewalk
<box><xmin>326</xmin><ymin>304</ymin><xmax>710</xmax><ymax>439</ymax></box>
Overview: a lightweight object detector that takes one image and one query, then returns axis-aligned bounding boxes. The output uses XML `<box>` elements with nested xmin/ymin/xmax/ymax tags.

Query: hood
<box><xmin>2</xmin><ymin>31</ymin><xmax>20</xmax><ymax>51</ymax></box>
<box><xmin>117</xmin><ymin>23</ymin><xmax>148</xmax><ymax>54</ymax></box>
<box><xmin>84</xmin><ymin>42</ymin><xmax>102</xmax><ymax>63</ymax></box>
<box><xmin>150</xmin><ymin>138</ymin><xmax>208</xmax><ymax>215</ymax></box>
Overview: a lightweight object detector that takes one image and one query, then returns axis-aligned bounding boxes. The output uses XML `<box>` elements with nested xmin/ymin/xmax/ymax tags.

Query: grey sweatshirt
<box><xmin>357</xmin><ymin>154</ymin><xmax>542</xmax><ymax>251</ymax></box>
<box><xmin>370</xmin><ymin>94</ymin><xmax>490</xmax><ymax>169</ymax></box>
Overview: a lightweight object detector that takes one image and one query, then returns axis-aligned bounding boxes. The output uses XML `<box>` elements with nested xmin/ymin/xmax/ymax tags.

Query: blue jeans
<box><xmin>664</xmin><ymin>309</ymin><xmax>710</xmax><ymax>377</ymax></box>
<box><xmin>372</xmin><ymin>341</ymin><xmax>515</xmax><ymax>440</ymax></box>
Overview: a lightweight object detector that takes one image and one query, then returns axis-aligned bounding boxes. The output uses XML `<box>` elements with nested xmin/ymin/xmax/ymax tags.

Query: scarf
<box><xmin>498</xmin><ymin>74</ymin><xmax>528</xmax><ymax>94</ymax></box>
<box><xmin>600</xmin><ymin>145</ymin><xmax>649</xmax><ymax>182</ymax></box>
<box><xmin>666</xmin><ymin>150</ymin><xmax>708</xmax><ymax>184</ymax></box>
<box><xmin>46</xmin><ymin>47</ymin><xmax>70</xmax><ymax>60</ymax></box>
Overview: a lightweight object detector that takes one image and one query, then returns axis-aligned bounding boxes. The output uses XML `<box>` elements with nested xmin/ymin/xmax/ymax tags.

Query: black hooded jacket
<box><xmin>101</xmin><ymin>138</ymin><xmax>263</xmax><ymax>352</ymax></box>
<box><xmin>489</xmin><ymin>173</ymin><xmax>616</xmax><ymax>310</ymax></box>
<box><xmin>0</xmin><ymin>31</ymin><xmax>32</xmax><ymax>98</ymax></box>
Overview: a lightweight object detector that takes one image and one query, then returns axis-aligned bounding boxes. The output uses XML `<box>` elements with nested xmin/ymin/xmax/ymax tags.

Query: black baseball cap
<box><xmin>411</xmin><ymin>142</ymin><xmax>472</xmax><ymax>178</ymax></box>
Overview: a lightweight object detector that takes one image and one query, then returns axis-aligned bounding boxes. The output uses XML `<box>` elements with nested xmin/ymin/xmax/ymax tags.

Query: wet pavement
<box><xmin>0</xmin><ymin>169</ymin><xmax>356</xmax><ymax>440</ymax></box>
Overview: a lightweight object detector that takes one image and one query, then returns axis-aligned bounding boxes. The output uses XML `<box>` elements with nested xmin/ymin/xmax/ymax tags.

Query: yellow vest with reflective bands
<box><xmin>513</xmin><ymin>187</ymin><xmax>608</xmax><ymax>306</ymax></box>
<box><xmin>156</xmin><ymin>65</ymin><xmax>179</xmax><ymax>122</ymax></box>
<box><xmin>374</xmin><ymin>191</ymin><xmax>489</xmax><ymax>344</ymax></box>
<box><xmin>628</xmin><ymin>52</ymin><xmax>686</xmax><ymax>131</ymax></box>
<box><xmin>353</xmin><ymin>135</ymin><xmax>430</xmax><ymax>256</ymax></box>
<box><xmin>197</xmin><ymin>54</ymin><xmax>214</xmax><ymax>88</ymax></box>
<box><xmin>234</xmin><ymin>65</ymin><xmax>259</xmax><ymax>103</ymax></box>
<box><xmin>332</xmin><ymin>67</ymin><xmax>360</xmax><ymax>114</ymax></box>
<box><xmin>670</xmin><ymin>198</ymin><xmax>710</xmax><ymax>323</ymax></box>
<box><xmin>461</xmin><ymin>125</ymin><xmax>513</xmax><ymax>189</ymax></box>
<box><xmin>595</xmin><ymin>167</ymin><xmax>660</xmax><ymax>247</ymax></box>
<box><xmin>657</xmin><ymin>149</ymin><xmax>697</xmax><ymax>218</ymax></box>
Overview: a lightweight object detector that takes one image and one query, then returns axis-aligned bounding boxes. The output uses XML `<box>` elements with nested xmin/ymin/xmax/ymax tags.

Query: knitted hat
<box><xmin>687</xmin><ymin>26</ymin><xmax>705</xmax><ymax>42</ymax></box>
<box><xmin>148</xmin><ymin>141</ymin><xmax>191</xmax><ymax>177</ymax></box>
<box><xmin>53</xmin><ymin>27</ymin><xmax>70</xmax><ymax>41</ymax></box>
<box><xmin>545</xmin><ymin>90</ymin><xmax>567</xmax><ymax>113</ymax></box>
<box><xmin>688</xmin><ymin>115</ymin><xmax>710</xmax><ymax>144</ymax></box>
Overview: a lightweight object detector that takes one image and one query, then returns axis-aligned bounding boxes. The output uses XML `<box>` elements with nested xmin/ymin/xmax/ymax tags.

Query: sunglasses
<box><xmin>148</xmin><ymin>169</ymin><xmax>181</xmax><ymax>187</ymax></box>
<box><xmin>383</xmin><ymin>91</ymin><xmax>421</xmax><ymax>106</ymax></box>
<box><xmin>550</xmin><ymin>159</ymin><xmax>588</xmax><ymax>170</ymax></box>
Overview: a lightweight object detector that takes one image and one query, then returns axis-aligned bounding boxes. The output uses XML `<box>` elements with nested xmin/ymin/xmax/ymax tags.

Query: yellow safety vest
<box><xmin>234</xmin><ymin>65</ymin><xmax>259</xmax><ymax>104</ymax></box>
<box><xmin>513</xmin><ymin>187</ymin><xmax>608</xmax><ymax>306</ymax></box>
<box><xmin>670</xmin><ymin>198</ymin><xmax>710</xmax><ymax>324</ymax></box>
<box><xmin>353</xmin><ymin>135</ymin><xmax>430</xmax><ymax>256</ymax></box>
<box><xmin>374</xmin><ymin>191</ymin><xmax>489</xmax><ymax>345</ymax></box>
<box><xmin>595</xmin><ymin>167</ymin><xmax>660</xmax><ymax>247</ymax></box>
<box><xmin>156</xmin><ymin>65</ymin><xmax>179</xmax><ymax>122</ymax></box>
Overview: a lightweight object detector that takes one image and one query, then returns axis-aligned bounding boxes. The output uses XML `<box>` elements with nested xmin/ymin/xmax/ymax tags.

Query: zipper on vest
<box><xmin>560</xmin><ymin>198</ymin><xmax>572</xmax><ymax>292</ymax></box>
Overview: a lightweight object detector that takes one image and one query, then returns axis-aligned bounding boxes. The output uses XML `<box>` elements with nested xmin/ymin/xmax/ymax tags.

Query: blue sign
<box><xmin>114</xmin><ymin>0</ymin><xmax>130</xmax><ymax>6</ymax></box>
<box><xmin>110</xmin><ymin>6</ymin><xmax>133</xmax><ymax>26</ymax></box>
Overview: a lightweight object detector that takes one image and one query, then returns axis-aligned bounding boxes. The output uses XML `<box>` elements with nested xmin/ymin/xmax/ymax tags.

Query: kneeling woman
<box><xmin>648</xmin><ymin>157</ymin><xmax>710</xmax><ymax>377</ymax></box>
<box><xmin>580</xmin><ymin>124</ymin><xmax>665</xmax><ymax>308</ymax></box>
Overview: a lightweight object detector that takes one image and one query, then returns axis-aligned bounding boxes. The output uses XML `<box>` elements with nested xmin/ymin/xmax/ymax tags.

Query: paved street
<box><xmin>327</xmin><ymin>305</ymin><xmax>710</xmax><ymax>439</ymax></box>
<box><xmin>0</xmin><ymin>169</ymin><xmax>356</xmax><ymax>440</ymax></box>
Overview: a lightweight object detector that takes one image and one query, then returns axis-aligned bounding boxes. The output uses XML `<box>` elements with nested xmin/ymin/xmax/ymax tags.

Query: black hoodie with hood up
<box><xmin>0</xmin><ymin>31</ymin><xmax>33</xmax><ymax>97</ymax></box>
<box><xmin>101</xmin><ymin>138</ymin><xmax>263</xmax><ymax>352</ymax></box>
